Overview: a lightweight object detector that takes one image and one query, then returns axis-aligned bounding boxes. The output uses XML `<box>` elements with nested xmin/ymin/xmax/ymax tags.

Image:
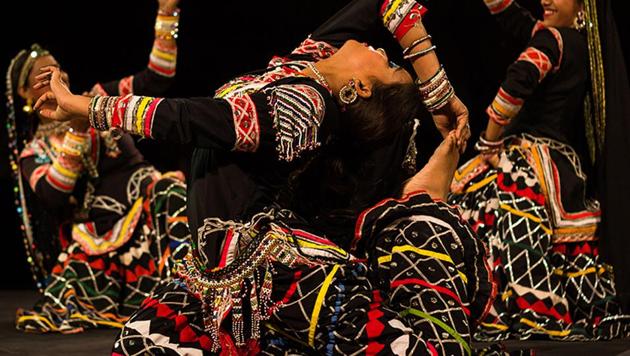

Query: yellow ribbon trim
<box><xmin>383</xmin><ymin>0</ymin><xmax>405</xmax><ymax>23</ymax></box>
<box><xmin>308</xmin><ymin>265</ymin><xmax>340</xmax><ymax>347</ymax></box>
<box><xmin>69</xmin><ymin>313</ymin><xmax>125</xmax><ymax>328</ymax></box>
<box><xmin>136</xmin><ymin>97</ymin><xmax>152</xmax><ymax>134</ymax></box>
<box><xmin>554</xmin><ymin>266</ymin><xmax>605</xmax><ymax>278</ymax></box>
<box><xmin>520</xmin><ymin>318</ymin><xmax>571</xmax><ymax>337</ymax></box>
<box><xmin>378</xmin><ymin>245</ymin><xmax>468</xmax><ymax>283</ymax></box>
<box><xmin>217</xmin><ymin>84</ymin><xmax>240</xmax><ymax>98</ymax></box>
<box><xmin>52</xmin><ymin>161</ymin><xmax>79</xmax><ymax>179</ymax></box>
<box><xmin>481</xmin><ymin>322</ymin><xmax>509</xmax><ymax>331</ymax></box>
<box><xmin>454</xmin><ymin>156</ymin><xmax>483</xmax><ymax>181</ymax></box>
<box><xmin>378</xmin><ymin>245</ymin><xmax>453</xmax><ymax>265</ymax></box>
<box><xmin>499</xmin><ymin>203</ymin><xmax>553</xmax><ymax>235</ymax></box>
<box><xmin>17</xmin><ymin>315</ymin><xmax>59</xmax><ymax>331</ymax></box>
<box><xmin>73</xmin><ymin>198</ymin><xmax>143</xmax><ymax>254</ymax></box>
<box><xmin>152</xmin><ymin>48</ymin><xmax>177</xmax><ymax>61</ymax></box>
<box><xmin>465</xmin><ymin>174</ymin><xmax>498</xmax><ymax>193</ymax></box>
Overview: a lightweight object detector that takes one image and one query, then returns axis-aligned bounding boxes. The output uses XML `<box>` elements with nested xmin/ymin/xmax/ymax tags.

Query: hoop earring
<box><xmin>339</xmin><ymin>79</ymin><xmax>358</xmax><ymax>105</ymax></box>
<box><xmin>573</xmin><ymin>10</ymin><xmax>586</xmax><ymax>31</ymax></box>
<box><xmin>22</xmin><ymin>98</ymin><xmax>33</xmax><ymax>114</ymax></box>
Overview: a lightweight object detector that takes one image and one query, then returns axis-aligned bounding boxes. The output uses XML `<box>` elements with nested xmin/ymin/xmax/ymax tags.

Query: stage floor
<box><xmin>1</xmin><ymin>290</ymin><xmax>630</xmax><ymax>355</ymax></box>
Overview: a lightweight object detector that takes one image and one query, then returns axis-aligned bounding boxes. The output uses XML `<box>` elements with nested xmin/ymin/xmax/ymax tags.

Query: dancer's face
<box><xmin>541</xmin><ymin>0</ymin><xmax>583</xmax><ymax>27</ymax></box>
<box><xmin>336</xmin><ymin>40</ymin><xmax>413</xmax><ymax>95</ymax></box>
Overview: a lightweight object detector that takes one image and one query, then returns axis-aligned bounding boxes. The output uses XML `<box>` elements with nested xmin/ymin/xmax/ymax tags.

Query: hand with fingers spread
<box><xmin>430</xmin><ymin>95</ymin><xmax>471</xmax><ymax>153</ymax></box>
<box><xmin>33</xmin><ymin>66</ymin><xmax>91</xmax><ymax>122</ymax></box>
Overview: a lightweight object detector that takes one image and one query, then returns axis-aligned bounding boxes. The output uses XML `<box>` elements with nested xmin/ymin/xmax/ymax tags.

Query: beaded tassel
<box><xmin>250</xmin><ymin>274</ymin><xmax>261</xmax><ymax>340</ymax></box>
<box><xmin>231</xmin><ymin>283</ymin><xmax>245</xmax><ymax>346</ymax></box>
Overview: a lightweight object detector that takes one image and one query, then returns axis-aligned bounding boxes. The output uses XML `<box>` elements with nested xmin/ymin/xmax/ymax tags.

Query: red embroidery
<box><xmin>226</xmin><ymin>94</ymin><xmax>260</xmax><ymax>152</ymax></box>
<box><xmin>518</xmin><ymin>47</ymin><xmax>552</xmax><ymax>82</ymax></box>
<box><xmin>118</xmin><ymin>75</ymin><xmax>134</xmax><ymax>96</ymax></box>
<box><xmin>290</xmin><ymin>38</ymin><xmax>337</xmax><ymax>61</ymax></box>
<box><xmin>485</xmin><ymin>0</ymin><xmax>513</xmax><ymax>14</ymax></box>
<box><xmin>531</xmin><ymin>22</ymin><xmax>564</xmax><ymax>71</ymax></box>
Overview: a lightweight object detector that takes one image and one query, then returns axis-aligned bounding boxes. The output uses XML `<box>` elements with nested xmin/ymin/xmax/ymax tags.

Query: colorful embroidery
<box><xmin>518</xmin><ymin>47</ymin><xmax>553</xmax><ymax>82</ymax></box>
<box><xmin>113</xmin><ymin>193</ymin><xmax>494</xmax><ymax>355</ymax></box>
<box><xmin>118</xmin><ymin>75</ymin><xmax>134</xmax><ymax>96</ymax></box>
<box><xmin>72</xmin><ymin>198</ymin><xmax>144</xmax><ymax>255</ymax></box>
<box><xmin>89</xmin><ymin>95</ymin><xmax>164</xmax><ymax>138</ymax></box>
<box><xmin>531</xmin><ymin>22</ymin><xmax>564</xmax><ymax>71</ymax></box>
<box><xmin>16</xmin><ymin>177</ymin><xmax>190</xmax><ymax>334</ymax></box>
<box><xmin>487</xmin><ymin>87</ymin><xmax>524</xmax><ymax>125</ymax></box>
<box><xmin>149</xmin><ymin>39</ymin><xmax>177</xmax><ymax>77</ymax></box>
<box><xmin>380</xmin><ymin>0</ymin><xmax>427</xmax><ymax>41</ymax></box>
<box><xmin>225</xmin><ymin>94</ymin><xmax>260</xmax><ymax>152</ymax></box>
<box><xmin>290</xmin><ymin>38</ymin><xmax>337</xmax><ymax>61</ymax></box>
<box><xmin>484</xmin><ymin>0</ymin><xmax>514</xmax><ymax>14</ymax></box>
<box><xmin>266</xmin><ymin>84</ymin><xmax>326</xmax><ymax>162</ymax></box>
<box><xmin>450</xmin><ymin>136</ymin><xmax>630</xmax><ymax>341</ymax></box>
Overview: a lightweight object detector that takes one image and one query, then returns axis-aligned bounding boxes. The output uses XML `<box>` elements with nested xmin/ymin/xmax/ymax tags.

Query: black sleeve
<box><xmin>310</xmin><ymin>0</ymin><xmax>384</xmax><ymax>47</ymax></box>
<box><xmin>149</xmin><ymin>97</ymin><xmax>237</xmax><ymax>149</ymax></box>
<box><xmin>485</xmin><ymin>0</ymin><xmax>538</xmax><ymax>48</ymax></box>
<box><xmin>90</xmin><ymin>80</ymin><xmax>332</xmax><ymax>161</ymax></box>
<box><xmin>487</xmin><ymin>27</ymin><xmax>563</xmax><ymax>124</ymax></box>
<box><xmin>19</xmin><ymin>152</ymin><xmax>74</xmax><ymax>211</ymax></box>
<box><xmin>310</xmin><ymin>0</ymin><xmax>428</xmax><ymax>47</ymax></box>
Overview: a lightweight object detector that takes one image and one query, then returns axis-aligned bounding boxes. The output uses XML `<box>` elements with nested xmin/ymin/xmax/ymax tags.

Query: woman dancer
<box><xmin>35</xmin><ymin>0</ymin><xmax>493</xmax><ymax>354</ymax></box>
<box><xmin>7</xmin><ymin>0</ymin><xmax>189</xmax><ymax>333</ymax></box>
<box><xmin>450</xmin><ymin>0</ymin><xmax>630</xmax><ymax>341</ymax></box>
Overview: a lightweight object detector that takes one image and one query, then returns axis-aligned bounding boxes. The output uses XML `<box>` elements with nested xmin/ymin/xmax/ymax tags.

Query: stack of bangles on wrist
<box><xmin>416</xmin><ymin>66</ymin><xmax>455</xmax><ymax>112</ymax></box>
<box><xmin>474</xmin><ymin>131</ymin><xmax>504</xmax><ymax>153</ymax></box>
<box><xmin>89</xmin><ymin>96</ymin><xmax>114</xmax><ymax>131</ymax></box>
<box><xmin>155</xmin><ymin>8</ymin><xmax>180</xmax><ymax>40</ymax></box>
<box><xmin>57</xmin><ymin>129</ymin><xmax>89</xmax><ymax>172</ymax></box>
<box><xmin>60</xmin><ymin>129</ymin><xmax>89</xmax><ymax>157</ymax></box>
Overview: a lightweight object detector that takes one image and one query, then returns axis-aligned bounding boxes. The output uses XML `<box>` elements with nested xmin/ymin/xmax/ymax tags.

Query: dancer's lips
<box><xmin>543</xmin><ymin>8</ymin><xmax>557</xmax><ymax>18</ymax></box>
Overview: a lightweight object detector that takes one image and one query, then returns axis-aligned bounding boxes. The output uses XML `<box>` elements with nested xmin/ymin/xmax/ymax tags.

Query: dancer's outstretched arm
<box><xmin>34</xmin><ymin>66</ymin><xmax>331</xmax><ymax>162</ymax></box>
<box><xmin>90</xmin><ymin>0</ymin><xmax>181</xmax><ymax>97</ymax></box>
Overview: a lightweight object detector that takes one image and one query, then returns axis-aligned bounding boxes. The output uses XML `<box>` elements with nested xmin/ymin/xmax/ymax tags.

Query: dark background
<box><xmin>1</xmin><ymin>0</ymin><xmax>628</xmax><ymax>289</ymax></box>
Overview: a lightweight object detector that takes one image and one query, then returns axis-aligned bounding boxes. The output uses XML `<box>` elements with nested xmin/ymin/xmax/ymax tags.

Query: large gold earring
<box><xmin>573</xmin><ymin>10</ymin><xmax>586</xmax><ymax>31</ymax></box>
<box><xmin>339</xmin><ymin>79</ymin><xmax>358</xmax><ymax>105</ymax></box>
<box><xmin>22</xmin><ymin>98</ymin><xmax>33</xmax><ymax>114</ymax></box>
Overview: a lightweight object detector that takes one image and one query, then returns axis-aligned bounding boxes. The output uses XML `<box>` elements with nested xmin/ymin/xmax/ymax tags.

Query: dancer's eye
<box><xmin>389</xmin><ymin>61</ymin><xmax>400</xmax><ymax>69</ymax></box>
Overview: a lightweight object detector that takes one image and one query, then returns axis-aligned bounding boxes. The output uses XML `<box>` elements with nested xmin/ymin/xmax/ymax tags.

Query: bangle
<box><xmin>415</xmin><ymin>66</ymin><xmax>455</xmax><ymax>112</ymax></box>
<box><xmin>59</xmin><ymin>130</ymin><xmax>89</xmax><ymax>156</ymax></box>
<box><xmin>156</xmin><ymin>9</ymin><xmax>180</xmax><ymax>40</ymax></box>
<box><xmin>403</xmin><ymin>35</ymin><xmax>432</xmax><ymax>56</ymax></box>
<box><xmin>474</xmin><ymin>131</ymin><xmax>504</xmax><ymax>153</ymax></box>
<box><xmin>403</xmin><ymin>45</ymin><xmax>437</xmax><ymax>62</ymax></box>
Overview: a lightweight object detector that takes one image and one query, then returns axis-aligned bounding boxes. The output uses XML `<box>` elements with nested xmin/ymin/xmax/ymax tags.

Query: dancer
<box><xmin>450</xmin><ymin>0</ymin><xmax>630</xmax><ymax>341</ymax></box>
<box><xmin>35</xmin><ymin>0</ymin><xmax>492</xmax><ymax>354</ymax></box>
<box><xmin>6</xmin><ymin>0</ymin><xmax>190</xmax><ymax>333</ymax></box>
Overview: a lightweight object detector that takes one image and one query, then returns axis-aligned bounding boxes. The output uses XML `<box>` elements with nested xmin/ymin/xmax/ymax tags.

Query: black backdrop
<box><xmin>1</xmin><ymin>0</ymin><xmax>628</xmax><ymax>289</ymax></box>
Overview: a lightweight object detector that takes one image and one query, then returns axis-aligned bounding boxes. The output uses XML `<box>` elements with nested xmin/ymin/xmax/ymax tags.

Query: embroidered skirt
<box><xmin>112</xmin><ymin>192</ymin><xmax>494</xmax><ymax>355</ymax></box>
<box><xmin>449</xmin><ymin>134</ymin><xmax>630</xmax><ymax>341</ymax></box>
<box><xmin>16</xmin><ymin>176</ymin><xmax>190</xmax><ymax>333</ymax></box>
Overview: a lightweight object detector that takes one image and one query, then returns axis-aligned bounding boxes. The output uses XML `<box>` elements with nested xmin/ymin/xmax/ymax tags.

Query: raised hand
<box><xmin>33</xmin><ymin>66</ymin><xmax>90</xmax><ymax>121</ymax></box>
<box><xmin>431</xmin><ymin>95</ymin><xmax>471</xmax><ymax>153</ymax></box>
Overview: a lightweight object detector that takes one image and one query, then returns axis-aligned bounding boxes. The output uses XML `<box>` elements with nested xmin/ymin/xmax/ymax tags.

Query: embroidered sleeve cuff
<box><xmin>484</xmin><ymin>0</ymin><xmax>514</xmax><ymax>14</ymax></box>
<box><xmin>487</xmin><ymin>87</ymin><xmax>524</xmax><ymax>126</ymax></box>
<box><xmin>89</xmin><ymin>95</ymin><xmax>164</xmax><ymax>138</ymax></box>
<box><xmin>148</xmin><ymin>39</ymin><xmax>177</xmax><ymax>78</ymax></box>
<box><xmin>380</xmin><ymin>0</ymin><xmax>428</xmax><ymax>41</ymax></box>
